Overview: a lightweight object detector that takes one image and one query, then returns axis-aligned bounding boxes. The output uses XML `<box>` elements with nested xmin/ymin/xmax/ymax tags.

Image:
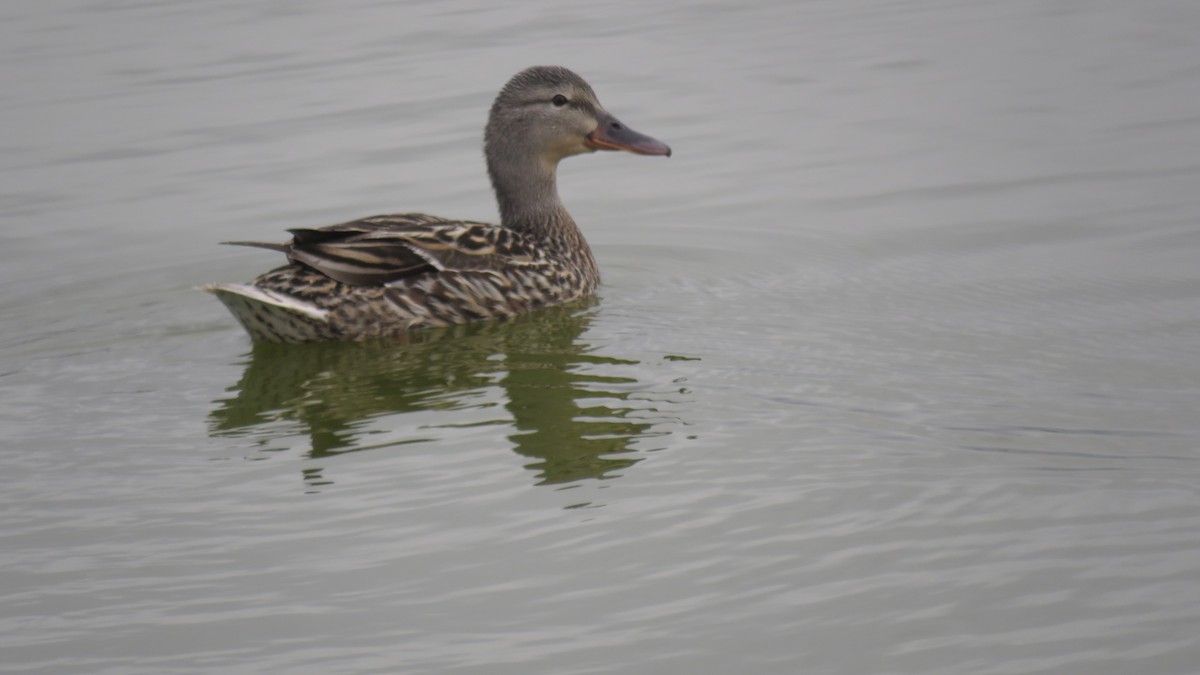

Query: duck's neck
<box><xmin>487</xmin><ymin>151</ymin><xmax>590</xmax><ymax>257</ymax></box>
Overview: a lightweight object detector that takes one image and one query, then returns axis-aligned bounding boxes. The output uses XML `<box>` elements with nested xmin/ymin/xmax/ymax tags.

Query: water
<box><xmin>3</xmin><ymin>1</ymin><xmax>1200</xmax><ymax>673</ymax></box>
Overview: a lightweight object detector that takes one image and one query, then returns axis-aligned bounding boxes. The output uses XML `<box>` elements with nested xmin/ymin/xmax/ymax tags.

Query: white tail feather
<box><xmin>200</xmin><ymin>283</ymin><xmax>332</xmax><ymax>342</ymax></box>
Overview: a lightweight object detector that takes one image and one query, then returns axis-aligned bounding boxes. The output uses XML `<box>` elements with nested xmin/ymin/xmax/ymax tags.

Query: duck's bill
<box><xmin>586</xmin><ymin>111</ymin><xmax>672</xmax><ymax>157</ymax></box>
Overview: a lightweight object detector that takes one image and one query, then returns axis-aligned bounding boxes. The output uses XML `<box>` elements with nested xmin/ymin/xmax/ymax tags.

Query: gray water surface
<box><xmin>3</xmin><ymin>1</ymin><xmax>1200</xmax><ymax>673</ymax></box>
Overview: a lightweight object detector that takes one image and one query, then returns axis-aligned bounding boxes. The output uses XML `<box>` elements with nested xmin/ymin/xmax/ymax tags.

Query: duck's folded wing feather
<box><xmin>245</xmin><ymin>213</ymin><xmax>546</xmax><ymax>287</ymax></box>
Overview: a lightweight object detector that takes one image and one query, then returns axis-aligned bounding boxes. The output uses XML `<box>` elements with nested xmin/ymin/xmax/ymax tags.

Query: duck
<box><xmin>203</xmin><ymin>65</ymin><xmax>671</xmax><ymax>343</ymax></box>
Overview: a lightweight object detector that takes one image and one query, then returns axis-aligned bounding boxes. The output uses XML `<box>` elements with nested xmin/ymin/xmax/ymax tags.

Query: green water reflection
<box><xmin>209</xmin><ymin>305</ymin><xmax>675</xmax><ymax>486</ymax></box>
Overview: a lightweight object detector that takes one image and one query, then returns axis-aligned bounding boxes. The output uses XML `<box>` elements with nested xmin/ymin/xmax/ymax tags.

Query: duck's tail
<box><xmin>201</xmin><ymin>283</ymin><xmax>335</xmax><ymax>343</ymax></box>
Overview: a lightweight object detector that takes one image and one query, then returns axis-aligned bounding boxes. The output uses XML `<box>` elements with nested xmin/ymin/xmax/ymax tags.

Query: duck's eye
<box><xmin>552</xmin><ymin>94</ymin><xmax>569</xmax><ymax>107</ymax></box>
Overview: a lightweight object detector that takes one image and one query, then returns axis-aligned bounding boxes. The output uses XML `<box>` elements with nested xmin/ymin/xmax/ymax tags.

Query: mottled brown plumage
<box><xmin>204</xmin><ymin>66</ymin><xmax>670</xmax><ymax>343</ymax></box>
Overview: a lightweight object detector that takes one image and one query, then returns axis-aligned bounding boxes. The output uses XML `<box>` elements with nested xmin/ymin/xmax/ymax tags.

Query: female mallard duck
<box><xmin>204</xmin><ymin>65</ymin><xmax>670</xmax><ymax>343</ymax></box>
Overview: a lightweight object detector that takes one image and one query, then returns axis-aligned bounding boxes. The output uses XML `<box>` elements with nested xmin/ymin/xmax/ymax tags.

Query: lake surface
<box><xmin>3</xmin><ymin>1</ymin><xmax>1199</xmax><ymax>673</ymax></box>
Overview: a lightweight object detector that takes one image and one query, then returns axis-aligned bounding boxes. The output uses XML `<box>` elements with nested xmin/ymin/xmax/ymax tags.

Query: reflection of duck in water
<box><xmin>204</xmin><ymin>66</ymin><xmax>670</xmax><ymax>342</ymax></box>
<box><xmin>209</xmin><ymin>306</ymin><xmax>682</xmax><ymax>487</ymax></box>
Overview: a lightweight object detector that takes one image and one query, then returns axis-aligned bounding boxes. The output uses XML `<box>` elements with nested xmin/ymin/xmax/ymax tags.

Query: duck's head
<box><xmin>484</xmin><ymin>66</ymin><xmax>671</xmax><ymax>172</ymax></box>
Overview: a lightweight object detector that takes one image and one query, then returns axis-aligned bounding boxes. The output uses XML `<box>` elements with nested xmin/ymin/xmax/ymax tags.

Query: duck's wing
<box><xmin>226</xmin><ymin>213</ymin><xmax>548</xmax><ymax>286</ymax></box>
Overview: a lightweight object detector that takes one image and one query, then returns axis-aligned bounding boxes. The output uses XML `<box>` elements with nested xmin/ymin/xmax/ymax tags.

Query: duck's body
<box><xmin>206</xmin><ymin>212</ymin><xmax>597</xmax><ymax>342</ymax></box>
<box><xmin>204</xmin><ymin>66</ymin><xmax>669</xmax><ymax>343</ymax></box>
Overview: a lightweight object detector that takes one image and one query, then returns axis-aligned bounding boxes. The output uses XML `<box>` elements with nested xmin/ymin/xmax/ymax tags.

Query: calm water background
<box><xmin>3</xmin><ymin>1</ymin><xmax>1199</xmax><ymax>673</ymax></box>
